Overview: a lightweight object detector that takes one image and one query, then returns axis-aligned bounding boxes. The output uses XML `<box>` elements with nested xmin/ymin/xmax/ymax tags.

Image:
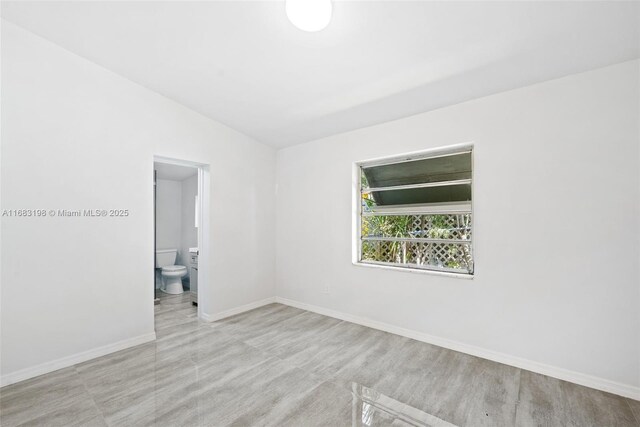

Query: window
<box><xmin>355</xmin><ymin>145</ymin><xmax>473</xmax><ymax>275</ymax></box>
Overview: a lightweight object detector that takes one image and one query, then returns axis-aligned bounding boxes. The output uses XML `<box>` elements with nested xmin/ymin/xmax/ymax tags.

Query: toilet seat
<box><xmin>161</xmin><ymin>265</ymin><xmax>187</xmax><ymax>273</ymax></box>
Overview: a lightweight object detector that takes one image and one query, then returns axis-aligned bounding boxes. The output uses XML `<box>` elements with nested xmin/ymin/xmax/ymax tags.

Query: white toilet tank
<box><xmin>156</xmin><ymin>249</ymin><xmax>177</xmax><ymax>268</ymax></box>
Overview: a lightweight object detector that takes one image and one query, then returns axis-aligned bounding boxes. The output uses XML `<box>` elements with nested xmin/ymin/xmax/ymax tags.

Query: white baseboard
<box><xmin>202</xmin><ymin>297</ymin><xmax>276</xmax><ymax>322</ymax></box>
<box><xmin>275</xmin><ymin>296</ymin><xmax>640</xmax><ymax>401</ymax></box>
<box><xmin>0</xmin><ymin>332</ymin><xmax>157</xmax><ymax>388</ymax></box>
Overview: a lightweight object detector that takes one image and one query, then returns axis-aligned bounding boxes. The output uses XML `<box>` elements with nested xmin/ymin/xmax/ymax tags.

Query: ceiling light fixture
<box><xmin>286</xmin><ymin>0</ymin><xmax>333</xmax><ymax>32</ymax></box>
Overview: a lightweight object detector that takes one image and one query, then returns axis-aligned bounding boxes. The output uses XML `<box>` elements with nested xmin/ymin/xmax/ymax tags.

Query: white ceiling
<box><xmin>2</xmin><ymin>1</ymin><xmax>639</xmax><ymax>148</ymax></box>
<box><xmin>155</xmin><ymin>162</ymin><xmax>197</xmax><ymax>181</ymax></box>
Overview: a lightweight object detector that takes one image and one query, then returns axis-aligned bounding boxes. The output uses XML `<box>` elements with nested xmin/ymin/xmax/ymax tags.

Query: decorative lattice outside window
<box><xmin>355</xmin><ymin>146</ymin><xmax>473</xmax><ymax>275</ymax></box>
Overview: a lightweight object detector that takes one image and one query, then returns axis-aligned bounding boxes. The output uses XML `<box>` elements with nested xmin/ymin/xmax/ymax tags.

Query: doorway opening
<box><xmin>153</xmin><ymin>156</ymin><xmax>210</xmax><ymax>326</ymax></box>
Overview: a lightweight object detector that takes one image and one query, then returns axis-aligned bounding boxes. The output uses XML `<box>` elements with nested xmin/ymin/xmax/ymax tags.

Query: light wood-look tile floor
<box><xmin>1</xmin><ymin>292</ymin><xmax>638</xmax><ymax>426</ymax></box>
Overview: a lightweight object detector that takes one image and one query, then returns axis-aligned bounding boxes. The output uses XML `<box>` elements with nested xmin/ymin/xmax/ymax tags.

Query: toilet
<box><xmin>156</xmin><ymin>249</ymin><xmax>187</xmax><ymax>294</ymax></box>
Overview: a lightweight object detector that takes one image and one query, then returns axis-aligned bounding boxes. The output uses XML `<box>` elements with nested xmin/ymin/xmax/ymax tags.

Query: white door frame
<box><xmin>153</xmin><ymin>155</ymin><xmax>210</xmax><ymax>321</ymax></box>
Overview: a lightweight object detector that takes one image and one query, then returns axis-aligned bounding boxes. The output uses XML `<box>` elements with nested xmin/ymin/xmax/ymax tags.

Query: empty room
<box><xmin>1</xmin><ymin>1</ymin><xmax>639</xmax><ymax>426</ymax></box>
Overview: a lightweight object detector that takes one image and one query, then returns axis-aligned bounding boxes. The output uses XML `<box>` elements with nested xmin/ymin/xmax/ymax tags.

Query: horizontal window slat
<box><xmin>359</xmin><ymin>148</ymin><xmax>472</xmax><ymax>169</ymax></box>
<box><xmin>362</xmin><ymin>236</ymin><xmax>471</xmax><ymax>244</ymax></box>
<box><xmin>362</xmin><ymin>205</ymin><xmax>471</xmax><ymax>217</ymax></box>
<box><xmin>362</xmin><ymin>179</ymin><xmax>471</xmax><ymax>194</ymax></box>
<box><xmin>363</xmin><ymin>201</ymin><xmax>471</xmax><ymax>215</ymax></box>
<box><xmin>363</xmin><ymin>211</ymin><xmax>471</xmax><ymax>216</ymax></box>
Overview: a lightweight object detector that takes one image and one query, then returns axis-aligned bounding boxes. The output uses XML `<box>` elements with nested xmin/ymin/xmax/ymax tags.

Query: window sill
<box><xmin>352</xmin><ymin>261</ymin><xmax>474</xmax><ymax>280</ymax></box>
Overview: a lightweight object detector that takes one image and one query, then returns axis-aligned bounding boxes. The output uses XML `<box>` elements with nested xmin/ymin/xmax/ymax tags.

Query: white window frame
<box><xmin>352</xmin><ymin>143</ymin><xmax>474</xmax><ymax>279</ymax></box>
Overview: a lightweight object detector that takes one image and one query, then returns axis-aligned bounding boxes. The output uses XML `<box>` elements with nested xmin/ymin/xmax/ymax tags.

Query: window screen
<box><xmin>358</xmin><ymin>148</ymin><xmax>473</xmax><ymax>274</ymax></box>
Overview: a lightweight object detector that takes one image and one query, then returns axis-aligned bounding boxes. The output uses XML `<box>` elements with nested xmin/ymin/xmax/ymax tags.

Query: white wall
<box><xmin>276</xmin><ymin>60</ymin><xmax>640</xmax><ymax>394</ymax></box>
<box><xmin>155</xmin><ymin>178</ymin><xmax>182</xmax><ymax>252</ymax></box>
<box><xmin>179</xmin><ymin>174</ymin><xmax>198</xmax><ymax>277</ymax></box>
<box><xmin>1</xmin><ymin>21</ymin><xmax>276</xmax><ymax>383</ymax></box>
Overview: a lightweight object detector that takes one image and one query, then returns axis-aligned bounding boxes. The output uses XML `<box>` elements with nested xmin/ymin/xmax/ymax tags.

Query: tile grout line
<box><xmin>513</xmin><ymin>368</ymin><xmax>523</xmax><ymax>425</ymax></box>
<box><xmin>625</xmin><ymin>399</ymin><xmax>640</xmax><ymax>424</ymax></box>
<box><xmin>73</xmin><ymin>366</ymin><xmax>110</xmax><ymax>427</ymax></box>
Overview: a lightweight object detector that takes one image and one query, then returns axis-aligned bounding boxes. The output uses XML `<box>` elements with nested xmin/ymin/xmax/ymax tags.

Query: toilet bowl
<box><xmin>155</xmin><ymin>249</ymin><xmax>187</xmax><ymax>295</ymax></box>
<box><xmin>161</xmin><ymin>265</ymin><xmax>188</xmax><ymax>294</ymax></box>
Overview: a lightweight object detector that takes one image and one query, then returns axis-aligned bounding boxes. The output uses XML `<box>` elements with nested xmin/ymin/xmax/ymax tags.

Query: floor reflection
<box><xmin>351</xmin><ymin>383</ymin><xmax>457</xmax><ymax>427</ymax></box>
